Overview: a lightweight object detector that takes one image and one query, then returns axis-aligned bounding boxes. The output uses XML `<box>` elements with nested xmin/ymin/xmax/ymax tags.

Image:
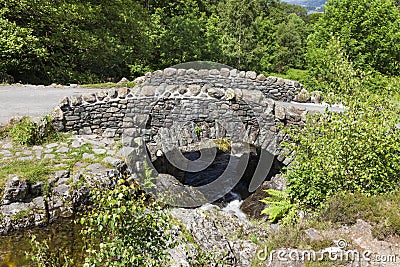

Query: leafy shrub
<box><xmin>280</xmin><ymin>40</ymin><xmax>400</xmax><ymax>210</ymax></box>
<box><xmin>8</xmin><ymin>117</ymin><xmax>38</xmax><ymax>145</ymax></box>
<box><xmin>8</xmin><ymin>116</ymin><xmax>60</xmax><ymax>145</ymax></box>
<box><xmin>284</xmin><ymin>94</ymin><xmax>400</xmax><ymax>208</ymax></box>
<box><xmin>307</xmin><ymin>0</ymin><xmax>400</xmax><ymax>76</ymax></box>
<box><xmin>320</xmin><ymin>191</ymin><xmax>400</xmax><ymax>239</ymax></box>
<box><xmin>194</xmin><ymin>125</ymin><xmax>203</xmax><ymax>138</ymax></box>
<box><xmin>79</xmin><ymin>178</ymin><xmax>175</xmax><ymax>267</ymax></box>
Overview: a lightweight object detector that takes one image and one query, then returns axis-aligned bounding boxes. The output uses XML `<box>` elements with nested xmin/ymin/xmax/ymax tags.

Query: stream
<box><xmin>0</xmin><ymin>148</ymin><xmax>277</xmax><ymax>266</ymax></box>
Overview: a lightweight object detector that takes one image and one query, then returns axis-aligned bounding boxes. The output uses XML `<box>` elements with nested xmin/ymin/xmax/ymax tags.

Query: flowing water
<box><xmin>0</xmin><ymin>148</ymin><xmax>276</xmax><ymax>266</ymax></box>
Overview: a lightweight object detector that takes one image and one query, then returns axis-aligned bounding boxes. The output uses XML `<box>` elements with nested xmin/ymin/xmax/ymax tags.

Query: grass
<box><xmin>257</xmin><ymin>190</ymin><xmax>400</xmax><ymax>266</ymax></box>
<box><xmin>266</xmin><ymin>223</ymin><xmax>334</xmax><ymax>252</ymax></box>
<box><xmin>4</xmin><ymin>116</ymin><xmax>66</xmax><ymax>146</ymax></box>
<box><xmin>319</xmin><ymin>191</ymin><xmax>400</xmax><ymax>240</ymax></box>
<box><xmin>80</xmin><ymin>81</ymin><xmax>135</xmax><ymax>89</ymax></box>
<box><xmin>0</xmin><ymin>116</ymin><xmax>112</xmax><ymax>192</ymax></box>
<box><xmin>266</xmin><ymin>68</ymin><xmax>310</xmax><ymax>83</ymax></box>
<box><xmin>0</xmin><ymin>141</ymin><xmax>115</xmax><ymax>197</ymax></box>
<box><xmin>0</xmin><ymin>159</ymin><xmax>55</xmax><ymax>190</ymax></box>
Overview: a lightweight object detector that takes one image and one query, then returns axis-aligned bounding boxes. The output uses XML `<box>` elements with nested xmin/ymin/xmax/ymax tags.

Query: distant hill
<box><xmin>282</xmin><ymin>0</ymin><xmax>326</xmax><ymax>13</ymax></box>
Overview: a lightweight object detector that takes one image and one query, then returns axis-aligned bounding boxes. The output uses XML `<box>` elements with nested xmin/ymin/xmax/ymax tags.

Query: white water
<box><xmin>222</xmin><ymin>192</ymin><xmax>247</xmax><ymax>220</ymax></box>
<box><xmin>199</xmin><ymin>192</ymin><xmax>247</xmax><ymax>220</ymax></box>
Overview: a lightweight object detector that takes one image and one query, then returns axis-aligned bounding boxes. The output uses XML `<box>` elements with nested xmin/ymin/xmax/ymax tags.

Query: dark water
<box><xmin>0</xmin><ymin>148</ymin><xmax>280</xmax><ymax>266</ymax></box>
<box><xmin>153</xmin><ymin>149</ymin><xmax>273</xmax><ymax>202</ymax></box>
<box><xmin>0</xmin><ymin>218</ymin><xmax>83</xmax><ymax>267</ymax></box>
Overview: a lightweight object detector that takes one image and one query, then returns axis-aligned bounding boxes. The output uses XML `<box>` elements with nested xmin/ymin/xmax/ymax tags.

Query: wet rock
<box><xmin>2</xmin><ymin>176</ymin><xmax>29</xmax><ymax>205</ymax></box>
<box><xmin>241</xmin><ymin>174</ymin><xmax>286</xmax><ymax>220</ymax></box>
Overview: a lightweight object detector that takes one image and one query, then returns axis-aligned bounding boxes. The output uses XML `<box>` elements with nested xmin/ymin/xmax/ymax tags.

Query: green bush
<box><xmin>8</xmin><ymin>117</ymin><xmax>38</xmax><ymax>145</ymax></box>
<box><xmin>8</xmin><ymin>116</ymin><xmax>59</xmax><ymax>146</ymax></box>
<box><xmin>283</xmin><ymin>94</ymin><xmax>400</xmax><ymax>208</ymax></box>
<box><xmin>79</xmin><ymin>178</ymin><xmax>175</xmax><ymax>267</ymax></box>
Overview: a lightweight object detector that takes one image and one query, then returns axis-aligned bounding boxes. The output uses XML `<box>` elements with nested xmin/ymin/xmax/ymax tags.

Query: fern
<box><xmin>260</xmin><ymin>189</ymin><xmax>294</xmax><ymax>223</ymax></box>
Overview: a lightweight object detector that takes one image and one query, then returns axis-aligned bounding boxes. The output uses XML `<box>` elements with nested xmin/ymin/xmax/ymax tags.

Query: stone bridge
<box><xmin>51</xmin><ymin>67</ymin><xmax>315</xmax><ymax>206</ymax></box>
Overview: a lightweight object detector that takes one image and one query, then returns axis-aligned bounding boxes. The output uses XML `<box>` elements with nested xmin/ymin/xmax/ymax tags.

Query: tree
<box><xmin>273</xmin><ymin>13</ymin><xmax>308</xmax><ymax>73</ymax></box>
<box><xmin>0</xmin><ymin>0</ymin><xmax>150</xmax><ymax>84</ymax></box>
<box><xmin>148</xmin><ymin>0</ymin><xmax>209</xmax><ymax>68</ymax></box>
<box><xmin>215</xmin><ymin>0</ymin><xmax>262</xmax><ymax>70</ymax></box>
<box><xmin>0</xmin><ymin>17</ymin><xmax>45</xmax><ymax>82</ymax></box>
<box><xmin>307</xmin><ymin>0</ymin><xmax>400</xmax><ymax>76</ymax></box>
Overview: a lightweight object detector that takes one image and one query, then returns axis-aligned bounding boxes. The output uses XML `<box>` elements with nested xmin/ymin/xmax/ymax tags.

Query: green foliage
<box><xmin>267</xmin><ymin>68</ymin><xmax>318</xmax><ymax>89</ymax></box>
<box><xmin>8</xmin><ymin>116</ymin><xmax>60</xmax><ymax>146</ymax></box>
<box><xmin>307</xmin><ymin>0</ymin><xmax>400</xmax><ymax>76</ymax></box>
<box><xmin>80</xmin><ymin>82</ymin><xmax>136</xmax><ymax>89</ymax></box>
<box><xmin>277</xmin><ymin>35</ymin><xmax>400</xmax><ymax>213</ymax></box>
<box><xmin>284</xmin><ymin>93</ymin><xmax>400</xmax><ymax>208</ymax></box>
<box><xmin>28</xmin><ymin>235</ymin><xmax>74</xmax><ymax>267</ymax></box>
<box><xmin>79</xmin><ymin>178</ymin><xmax>175</xmax><ymax>267</ymax></box>
<box><xmin>0</xmin><ymin>0</ymin><xmax>150</xmax><ymax>84</ymax></box>
<box><xmin>320</xmin><ymin>191</ymin><xmax>400</xmax><ymax>239</ymax></box>
<box><xmin>0</xmin><ymin>159</ymin><xmax>53</xmax><ymax>190</ymax></box>
<box><xmin>8</xmin><ymin>117</ymin><xmax>38</xmax><ymax>146</ymax></box>
<box><xmin>0</xmin><ymin>0</ymin><xmax>317</xmax><ymax>83</ymax></box>
<box><xmin>0</xmin><ymin>16</ymin><xmax>46</xmax><ymax>80</ymax></box>
<box><xmin>273</xmin><ymin>13</ymin><xmax>308</xmax><ymax>73</ymax></box>
<box><xmin>213</xmin><ymin>138</ymin><xmax>232</xmax><ymax>153</ymax></box>
<box><xmin>260</xmin><ymin>189</ymin><xmax>296</xmax><ymax>223</ymax></box>
<box><xmin>194</xmin><ymin>125</ymin><xmax>203</xmax><ymax>138</ymax></box>
<box><xmin>148</xmin><ymin>0</ymin><xmax>208</xmax><ymax>68</ymax></box>
<box><xmin>215</xmin><ymin>0</ymin><xmax>261</xmax><ymax>69</ymax></box>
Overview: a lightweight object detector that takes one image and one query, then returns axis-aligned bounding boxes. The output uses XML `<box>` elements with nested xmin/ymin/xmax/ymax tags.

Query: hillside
<box><xmin>282</xmin><ymin>0</ymin><xmax>326</xmax><ymax>12</ymax></box>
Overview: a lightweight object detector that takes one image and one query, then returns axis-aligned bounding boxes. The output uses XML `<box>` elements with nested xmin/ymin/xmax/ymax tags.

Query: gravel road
<box><xmin>0</xmin><ymin>85</ymin><xmax>100</xmax><ymax>125</ymax></box>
